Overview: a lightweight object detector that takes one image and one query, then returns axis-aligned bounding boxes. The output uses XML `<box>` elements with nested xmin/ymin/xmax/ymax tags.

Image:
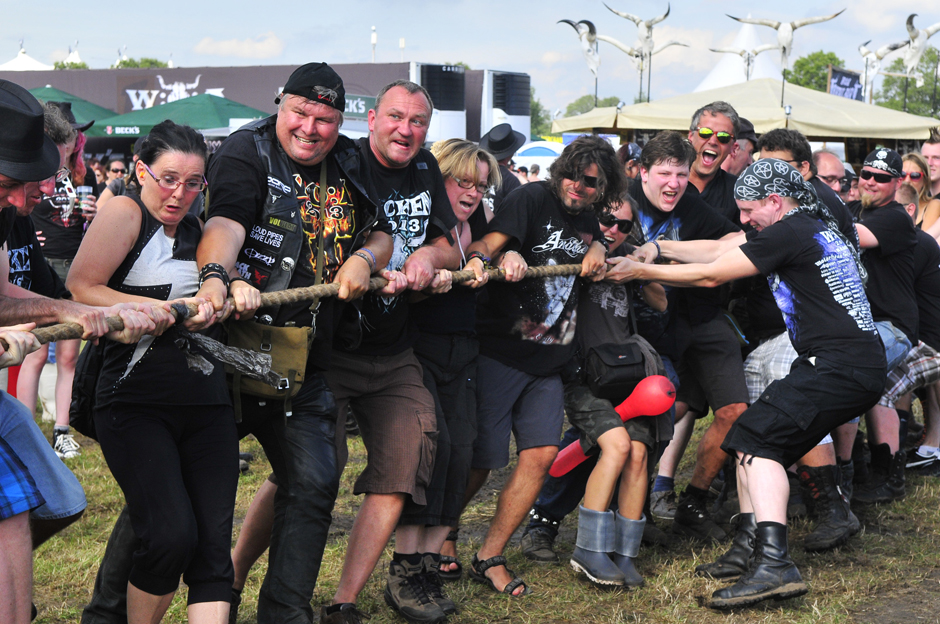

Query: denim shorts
<box><xmin>0</xmin><ymin>435</ymin><xmax>44</xmax><ymax>520</ymax></box>
<box><xmin>877</xmin><ymin>320</ymin><xmax>912</xmax><ymax>374</ymax></box>
<box><xmin>0</xmin><ymin>390</ymin><xmax>86</xmax><ymax>520</ymax></box>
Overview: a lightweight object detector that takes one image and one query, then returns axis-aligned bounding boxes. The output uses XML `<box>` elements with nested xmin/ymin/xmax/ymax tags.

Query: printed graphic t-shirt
<box><xmin>477</xmin><ymin>180</ymin><xmax>602</xmax><ymax>376</ymax></box>
<box><xmin>30</xmin><ymin>175</ymin><xmax>86</xmax><ymax>260</ymax></box>
<box><xmin>740</xmin><ymin>213</ymin><xmax>883</xmax><ymax>367</ymax></box>
<box><xmin>343</xmin><ymin>138</ymin><xmax>456</xmax><ymax>357</ymax></box>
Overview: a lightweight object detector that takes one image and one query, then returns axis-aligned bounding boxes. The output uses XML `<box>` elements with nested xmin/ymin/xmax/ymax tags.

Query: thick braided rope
<box><xmin>23</xmin><ymin>263</ymin><xmax>586</xmax><ymax>346</ymax></box>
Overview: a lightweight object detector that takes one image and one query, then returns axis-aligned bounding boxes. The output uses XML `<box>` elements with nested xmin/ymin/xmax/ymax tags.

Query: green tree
<box><xmin>530</xmin><ymin>88</ymin><xmax>552</xmax><ymax>137</ymax></box>
<box><xmin>112</xmin><ymin>57</ymin><xmax>168</xmax><ymax>69</ymax></box>
<box><xmin>789</xmin><ymin>51</ymin><xmax>845</xmax><ymax>92</ymax></box>
<box><xmin>54</xmin><ymin>61</ymin><xmax>89</xmax><ymax>70</ymax></box>
<box><xmin>565</xmin><ymin>94</ymin><xmax>620</xmax><ymax>117</ymax></box>
<box><xmin>875</xmin><ymin>47</ymin><xmax>940</xmax><ymax>117</ymax></box>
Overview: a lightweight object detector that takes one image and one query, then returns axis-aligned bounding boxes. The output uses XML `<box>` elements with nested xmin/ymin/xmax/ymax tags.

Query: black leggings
<box><xmin>94</xmin><ymin>401</ymin><xmax>238</xmax><ymax>603</ymax></box>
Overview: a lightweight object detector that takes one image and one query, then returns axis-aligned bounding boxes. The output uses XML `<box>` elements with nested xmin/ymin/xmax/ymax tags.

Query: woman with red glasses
<box><xmin>68</xmin><ymin>120</ymin><xmax>238</xmax><ymax>624</ymax></box>
<box><xmin>902</xmin><ymin>153</ymin><xmax>940</xmax><ymax>229</ymax></box>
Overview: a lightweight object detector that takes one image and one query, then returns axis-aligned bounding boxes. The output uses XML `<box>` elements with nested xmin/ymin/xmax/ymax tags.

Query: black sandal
<box><xmin>469</xmin><ymin>554</ymin><xmax>531</xmax><ymax>596</ymax></box>
<box><xmin>439</xmin><ymin>529</ymin><xmax>462</xmax><ymax>581</ymax></box>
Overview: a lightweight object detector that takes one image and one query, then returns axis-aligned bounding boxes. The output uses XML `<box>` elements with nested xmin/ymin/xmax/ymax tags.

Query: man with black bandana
<box><xmin>607</xmin><ymin>159</ymin><xmax>886</xmax><ymax>609</ymax></box>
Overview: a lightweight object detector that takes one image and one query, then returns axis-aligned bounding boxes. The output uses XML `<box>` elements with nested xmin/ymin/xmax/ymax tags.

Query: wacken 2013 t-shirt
<box><xmin>342</xmin><ymin>138</ymin><xmax>456</xmax><ymax>357</ymax></box>
<box><xmin>739</xmin><ymin>213</ymin><xmax>883</xmax><ymax>368</ymax></box>
<box><xmin>477</xmin><ymin>180</ymin><xmax>602</xmax><ymax>376</ymax></box>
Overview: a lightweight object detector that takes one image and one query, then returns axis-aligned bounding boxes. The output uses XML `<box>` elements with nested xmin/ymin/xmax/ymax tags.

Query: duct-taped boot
<box><xmin>610</xmin><ymin>513</ymin><xmax>646</xmax><ymax>587</ymax></box>
<box><xmin>695</xmin><ymin>512</ymin><xmax>756</xmax><ymax>580</ymax></box>
<box><xmin>853</xmin><ymin>444</ymin><xmax>897</xmax><ymax>504</ymax></box>
<box><xmin>570</xmin><ymin>506</ymin><xmax>625</xmax><ymax>586</ymax></box>
<box><xmin>708</xmin><ymin>522</ymin><xmax>808</xmax><ymax>609</ymax></box>
<box><xmin>798</xmin><ymin>465</ymin><xmax>855</xmax><ymax>552</ymax></box>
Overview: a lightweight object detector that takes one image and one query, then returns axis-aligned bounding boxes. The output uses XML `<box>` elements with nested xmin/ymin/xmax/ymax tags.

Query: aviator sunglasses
<box><xmin>695</xmin><ymin>127</ymin><xmax>734</xmax><ymax>144</ymax></box>
<box><xmin>860</xmin><ymin>170</ymin><xmax>896</xmax><ymax>184</ymax></box>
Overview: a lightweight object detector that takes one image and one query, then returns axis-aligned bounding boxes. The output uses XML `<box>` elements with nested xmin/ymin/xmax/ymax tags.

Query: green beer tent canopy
<box><xmin>84</xmin><ymin>93</ymin><xmax>268</xmax><ymax>138</ymax></box>
<box><xmin>28</xmin><ymin>86</ymin><xmax>116</xmax><ymax>126</ymax></box>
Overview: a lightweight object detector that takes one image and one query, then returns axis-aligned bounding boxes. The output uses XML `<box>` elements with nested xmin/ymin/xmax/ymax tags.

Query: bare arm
<box><xmin>633</xmin><ymin>231</ymin><xmax>747</xmax><ymax>265</ymax></box>
<box><xmin>922</xmin><ymin>199</ymin><xmax>940</xmax><ymax>231</ymax></box>
<box><xmin>606</xmin><ymin>246</ymin><xmax>760</xmax><ymax>289</ymax></box>
<box><xmin>854</xmin><ymin>223</ymin><xmax>879</xmax><ymax>249</ymax></box>
<box><xmin>333</xmin><ymin>230</ymin><xmax>393</xmax><ymax>300</ymax></box>
<box><xmin>639</xmin><ymin>282</ymin><xmax>668</xmax><ymax>312</ymax></box>
<box><xmin>401</xmin><ymin>232</ymin><xmax>461</xmax><ymax>289</ymax></box>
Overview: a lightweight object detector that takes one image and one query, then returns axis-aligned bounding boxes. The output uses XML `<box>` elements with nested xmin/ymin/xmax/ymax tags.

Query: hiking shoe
<box><xmin>320</xmin><ymin>603</ymin><xmax>370</xmax><ymax>624</ymax></box>
<box><xmin>418</xmin><ymin>554</ymin><xmax>456</xmax><ymax>615</ymax></box>
<box><xmin>673</xmin><ymin>491</ymin><xmax>727</xmax><ymax>542</ymax></box>
<box><xmin>521</xmin><ymin>528</ymin><xmax>559</xmax><ymax>563</ymax></box>
<box><xmin>650</xmin><ymin>490</ymin><xmax>677</xmax><ymax>520</ymax></box>
<box><xmin>384</xmin><ymin>559</ymin><xmax>446</xmax><ymax>624</ymax></box>
<box><xmin>53</xmin><ymin>431</ymin><xmax>81</xmax><ymax>459</ymax></box>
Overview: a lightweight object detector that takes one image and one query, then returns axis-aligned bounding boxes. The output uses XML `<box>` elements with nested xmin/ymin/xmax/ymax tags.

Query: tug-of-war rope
<box><xmin>20</xmin><ymin>263</ymin><xmax>586</xmax><ymax>385</ymax></box>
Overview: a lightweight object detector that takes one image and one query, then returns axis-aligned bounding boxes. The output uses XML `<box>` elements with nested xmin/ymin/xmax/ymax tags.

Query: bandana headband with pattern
<box><xmin>733</xmin><ymin>159</ymin><xmax>867</xmax><ymax>284</ymax></box>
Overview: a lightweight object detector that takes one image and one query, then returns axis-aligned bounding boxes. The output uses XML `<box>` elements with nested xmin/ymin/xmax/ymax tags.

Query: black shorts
<box><xmin>721</xmin><ymin>355</ymin><xmax>885</xmax><ymax>467</ymax></box>
<box><xmin>674</xmin><ymin>315</ymin><xmax>749</xmax><ymax>413</ymax></box>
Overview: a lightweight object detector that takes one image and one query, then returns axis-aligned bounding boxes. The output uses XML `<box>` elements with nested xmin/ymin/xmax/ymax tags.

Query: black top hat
<box><xmin>47</xmin><ymin>101</ymin><xmax>94</xmax><ymax>132</ymax></box>
<box><xmin>480</xmin><ymin>123</ymin><xmax>526</xmax><ymax>161</ymax></box>
<box><xmin>0</xmin><ymin>80</ymin><xmax>60</xmax><ymax>182</ymax></box>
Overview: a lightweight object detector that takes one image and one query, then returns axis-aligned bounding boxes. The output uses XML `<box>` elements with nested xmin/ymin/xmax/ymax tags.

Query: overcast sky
<box><xmin>5</xmin><ymin>0</ymin><xmax>940</xmax><ymax>114</ymax></box>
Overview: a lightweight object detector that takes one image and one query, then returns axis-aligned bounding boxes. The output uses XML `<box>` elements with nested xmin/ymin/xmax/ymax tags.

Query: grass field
<box><xmin>29</xmin><ymin>417</ymin><xmax>940</xmax><ymax>624</ymax></box>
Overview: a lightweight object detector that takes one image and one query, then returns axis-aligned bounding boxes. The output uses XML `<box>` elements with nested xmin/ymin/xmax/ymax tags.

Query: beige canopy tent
<box><xmin>552</xmin><ymin>78</ymin><xmax>938</xmax><ymax>140</ymax></box>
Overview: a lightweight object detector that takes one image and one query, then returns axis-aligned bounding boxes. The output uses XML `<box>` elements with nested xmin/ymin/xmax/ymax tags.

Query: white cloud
<box><xmin>193</xmin><ymin>32</ymin><xmax>284</xmax><ymax>59</ymax></box>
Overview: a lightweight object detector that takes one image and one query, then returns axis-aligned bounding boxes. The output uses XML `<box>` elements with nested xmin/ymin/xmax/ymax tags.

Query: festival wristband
<box><xmin>229</xmin><ymin>275</ymin><xmax>250</xmax><ymax>286</ymax></box>
<box><xmin>650</xmin><ymin>240</ymin><xmax>662</xmax><ymax>260</ymax></box>
<box><xmin>356</xmin><ymin>247</ymin><xmax>377</xmax><ymax>268</ymax></box>
<box><xmin>467</xmin><ymin>251</ymin><xmax>489</xmax><ymax>266</ymax></box>
<box><xmin>352</xmin><ymin>250</ymin><xmax>376</xmax><ymax>272</ymax></box>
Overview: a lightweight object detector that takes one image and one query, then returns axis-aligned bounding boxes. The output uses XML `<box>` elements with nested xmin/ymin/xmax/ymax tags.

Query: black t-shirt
<box><xmin>342</xmin><ymin>138</ymin><xmax>456</xmax><ymax>357</ymax></box>
<box><xmin>412</xmin><ymin>207</ymin><xmax>488</xmax><ymax>336</ymax></box>
<box><xmin>744</xmin><ymin>192</ymin><xmax>859</xmax><ymax>339</ymax></box>
<box><xmin>578</xmin><ymin>242</ymin><xmax>636</xmax><ymax>350</ymax></box>
<box><xmin>30</xmin><ymin>175</ymin><xmax>86</xmax><ymax>260</ymax></box>
<box><xmin>740</xmin><ymin>214</ymin><xmax>883</xmax><ymax>367</ymax></box>
<box><xmin>695</xmin><ymin>169</ymin><xmax>740</xmax><ymax>227</ymax></box>
<box><xmin>207</xmin><ymin>129</ymin><xmax>383</xmax><ymax>372</ymax></box>
<box><xmin>483</xmin><ymin>164</ymin><xmax>522</xmax><ymax>215</ymax></box>
<box><xmin>629</xmin><ymin>181</ymin><xmax>739</xmax><ymax>355</ymax></box>
<box><xmin>6</xmin><ymin>215</ymin><xmax>68</xmax><ymax>299</ymax></box>
<box><xmin>913</xmin><ymin>230</ymin><xmax>940</xmax><ymax>351</ymax></box>
<box><xmin>809</xmin><ymin>176</ymin><xmax>846</xmax><ymax>215</ymax></box>
<box><xmin>855</xmin><ymin>200</ymin><xmax>918</xmax><ymax>343</ymax></box>
<box><xmin>0</xmin><ymin>206</ymin><xmax>17</xmax><ymax>251</ymax></box>
<box><xmin>476</xmin><ymin>181</ymin><xmax>602</xmax><ymax>376</ymax></box>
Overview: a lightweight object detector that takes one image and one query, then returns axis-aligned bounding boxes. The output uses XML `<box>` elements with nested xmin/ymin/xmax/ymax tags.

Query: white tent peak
<box><xmin>64</xmin><ymin>41</ymin><xmax>82</xmax><ymax>65</ymax></box>
<box><xmin>0</xmin><ymin>45</ymin><xmax>54</xmax><ymax>71</ymax></box>
<box><xmin>694</xmin><ymin>21</ymin><xmax>781</xmax><ymax>92</ymax></box>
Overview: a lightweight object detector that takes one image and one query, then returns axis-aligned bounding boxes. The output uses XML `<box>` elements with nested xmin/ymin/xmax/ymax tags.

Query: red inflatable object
<box><xmin>549</xmin><ymin>375</ymin><xmax>676</xmax><ymax>478</ymax></box>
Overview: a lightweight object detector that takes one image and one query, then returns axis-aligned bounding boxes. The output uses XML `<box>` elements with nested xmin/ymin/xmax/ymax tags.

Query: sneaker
<box><xmin>384</xmin><ymin>559</ymin><xmax>446</xmax><ymax>624</ymax></box>
<box><xmin>53</xmin><ymin>431</ymin><xmax>81</xmax><ymax>459</ymax></box>
<box><xmin>320</xmin><ymin>603</ymin><xmax>370</xmax><ymax>624</ymax></box>
<box><xmin>906</xmin><ymin>448</ymin><xmax>940</xmax><ymax>470</ymax></box>
<box><xmin>673</xmin><ymin>491</ymin><xmax>727</xmax><ymax>542</ymax></box>
<box><xmin>650</xmin><ymin>490</ymin><xmax>677</xmax><ymax>520</ymax></box>
<box><xmin>520</xmin><ymin>528</ymin><xmax>559</xmax><ymax>563</ymax></box>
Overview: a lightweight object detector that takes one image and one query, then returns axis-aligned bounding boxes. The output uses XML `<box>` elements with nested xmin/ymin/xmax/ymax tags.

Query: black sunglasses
<box><xmin>696</xmin><ymin>127</ymin><xmax>734</xmax><ymax>144</ymax></box>
<box><xmin>110</xmin><ymin>168</ymin><xmax>127</xmax><ymax>174</ymax></box>
<box><xmin>598</xmin><ymin>213</ymin><xmax>633</xmax><ymax>231</ymax></box>
<box><xmin>581</xmin><ymin>174</ymin><xmax>598</xmax><ymax>189</ymax></box>
<box><xmin>860</xmin><ymin>170</ymin><xmax>896</xmax><ymax>184</ymax></box>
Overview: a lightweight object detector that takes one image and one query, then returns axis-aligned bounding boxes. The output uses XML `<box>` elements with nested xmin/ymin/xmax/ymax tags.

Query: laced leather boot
<box><xmin>695</xmin><ymin>512</ymin><xmax>756</xmax><ymax>579</ymax></box>
<box><xmin>708</xmin><ymin>522</ymin><xmax>808</xmax><ymax>609</ymax></box>
<box><xmin>798</xmin><ymin>465</ymin><xmax>858</xmax><ymax>552</ymax></box>
<box><xmin>854</xmin><ymin>443</ymin><xmax>905</xmax><ymax>504</ymax></box>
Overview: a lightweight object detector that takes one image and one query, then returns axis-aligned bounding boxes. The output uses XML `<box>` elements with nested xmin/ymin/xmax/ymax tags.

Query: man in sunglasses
<box><xmin>687</xmin><ymin>102</ymin><xmax>741</xmax><ymax>225</ymax></box>
<box><xmin>813</xmin><ymin>149</ymin><xmax>849</xmax><ymax>197</ymax></box>
<box><xmin>850</xmin><ymin>148</ymin><xmax>918</xmax><ymax>505</ymax></box>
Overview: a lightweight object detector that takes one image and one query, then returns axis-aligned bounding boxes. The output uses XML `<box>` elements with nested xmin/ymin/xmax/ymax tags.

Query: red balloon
<box><xmin>549</xmin><ymin>375</ymin><xmax>676</xmax><ymax>478</ymax></box>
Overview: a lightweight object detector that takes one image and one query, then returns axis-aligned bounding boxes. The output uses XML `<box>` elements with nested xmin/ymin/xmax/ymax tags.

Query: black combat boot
<box><xmin>798</xmin><ymin>465</ymin><xmax>858</xmax><ymax>552</ymax></box>
<box><xmin>695</xmin><ymin>512</ymin><xmax>756</xmax><ymax>579</ymax></box>
<box><xmin>708</xmin><ymin>522</ymin><xmax>808</xmax><ymax>609</ymax></box>
<box><xmin>854</xmin><ymin>444</ymin><xmax>905</xmax><ymax>504</ymax></box>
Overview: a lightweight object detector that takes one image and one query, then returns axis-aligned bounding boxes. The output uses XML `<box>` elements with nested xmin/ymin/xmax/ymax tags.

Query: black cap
<box><xmin>276</xmin><ymin>62</ymin><xmax>345</xmax><ymax>112</ymax></box>
<box><xmin>863</xmin><ymin>148</ymin><xmax>902</xmax><ymax>178</ymax></box>
<box><xmin>47</xmin><ymin>101</ymin><xmax>94</xmax><ymax>132</ymax></box>
<box><xmin>737</xmin><ymin>118</ymin><xmax>758</xmax><ymax>150</ymax></box>
<box><xmin>0</xmin><ymin>80</ymin><xmax>60</xmax><ymax>182</ymax></box>
<box><xmin>480</xmin><ymin>123</ymin><xmax>526</xmax><ymax>160</ymax></box>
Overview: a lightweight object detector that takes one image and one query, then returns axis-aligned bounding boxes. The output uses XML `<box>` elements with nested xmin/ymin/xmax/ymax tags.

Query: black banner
<box><xmin>828</xmin><ymin>66</ymin><xmax>864</xmax><ymax>102</ymax></box>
